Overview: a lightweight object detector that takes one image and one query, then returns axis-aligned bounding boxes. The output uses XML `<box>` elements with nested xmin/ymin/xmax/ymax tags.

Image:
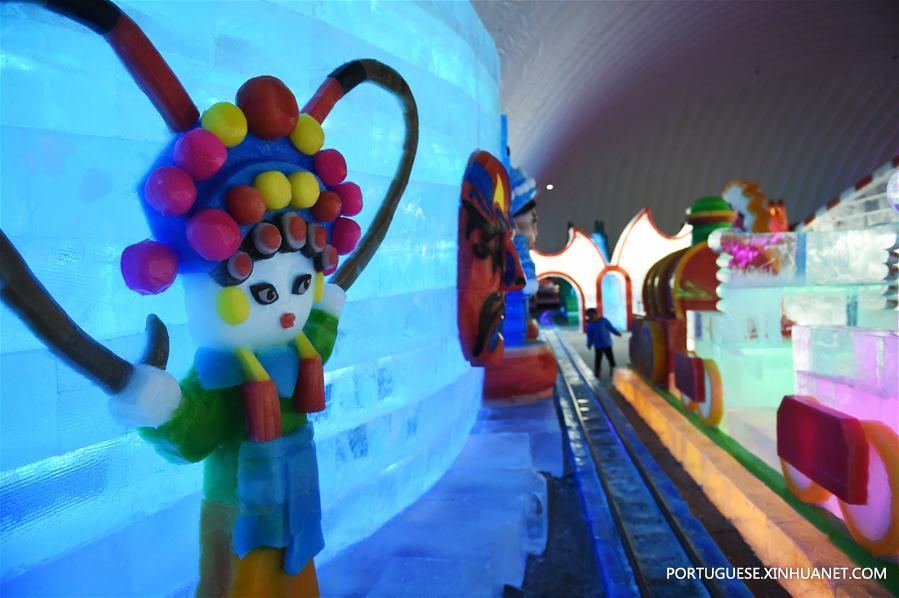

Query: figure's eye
<box><xmin>292</xmin><ymin>274</ymin><xmax>312</xmax><ymax>295</ymax></box>
<box><xmin>249</xmin><ymin>282</ymin><xmax>279</xmax><ymax>305</ymax></box>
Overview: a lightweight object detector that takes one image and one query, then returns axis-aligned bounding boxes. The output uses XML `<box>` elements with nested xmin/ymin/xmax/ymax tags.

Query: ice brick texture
<box><xmin>317</xmin><ymin>402</ymin><xmax>556</xmax><ymax>597</ymax></box>
<box><xmin>800</xmin><ymin>162</ymin><xmax>899</xmax><ymax>232</ymax></box>
<box><xmin>789</xmin><ymin>325</ymin><xmax>898</xmax><ymax>522</ymax></box>
<box><xmin>0</xmin><ymin>1</ymin><xmax>501</xmax><ymax>595</ymax></box>
<box><xmin>712</xmin><ymin>226</ymin><xmax>897</xmax><ymax>289</ymax></box>
<box><xmin>687</xmin><ymin>225</ymin><xmax>897</xmax><ymax>432</ymax></box>
<box><xmin>793</xmin><ymin>326</ymin><xmax>898</xmax><ymax>430</ymax></box>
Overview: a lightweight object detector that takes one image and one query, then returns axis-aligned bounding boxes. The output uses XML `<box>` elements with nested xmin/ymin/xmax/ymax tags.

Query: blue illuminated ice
<box><xmin>0</xmin><ymin>1</ymin><xmax>503</xmax><ymax>595</ymax></box>
<box><xmin>317</xmin><ymin>402</ymin><xmax>556</xmax><ymax>597</ymax></box>
<box><xmin>690</xmin><ymin>224</ymin><xmax>898</xmax><ymax>454</ymax></box>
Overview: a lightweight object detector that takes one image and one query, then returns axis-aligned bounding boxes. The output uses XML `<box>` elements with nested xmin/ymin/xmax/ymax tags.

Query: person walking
<box><xmin>585</xmin><ymin>308</ymin><xmax>621</xmax><ymax>378</ymax></box>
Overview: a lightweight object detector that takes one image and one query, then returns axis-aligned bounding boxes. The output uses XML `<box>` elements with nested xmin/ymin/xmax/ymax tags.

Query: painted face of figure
<box><xmin>184</xmin><ymin>251</ymin><xmax>318</xmax><ymax>351</ymax></box>
<box><xmin>457</xmin><ymin>151</ymin><xmax>525</xmax><ymax>366</ymax></box>
<box><xmin>513</xmin><ymin>208</ymin><xmax>538</xmax><ymax>249</ymax></box>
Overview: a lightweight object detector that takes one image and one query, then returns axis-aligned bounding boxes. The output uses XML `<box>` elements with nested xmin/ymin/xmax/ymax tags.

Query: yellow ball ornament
<box><xmin>254</xmin><ymin>171</ymin><xmax>291</xmax><ymax>210</ymax></box>
<box><xmin>289</xmin><ymin>113</ymin><xmax>325</xmax><ymax>155</ymax></box>
<box><xmin>201</xmin><ymin>102</ymin><xmax>248</xmax><ymax>148</ymax></box>
<box><xmin>288</xmin><ymin>171</ymin><xmax>321</xmax><ymax>209</ymax></box>
<box><xmin>216</xmin><ymin>287</ymin><xmax>250</xmax><ymax>325</ymax></box>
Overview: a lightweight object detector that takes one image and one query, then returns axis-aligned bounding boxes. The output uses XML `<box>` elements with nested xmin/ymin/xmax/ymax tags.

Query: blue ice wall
<box><xmin>0</xmin><ymin>2</ymin><xmax>500</xmax><ymax>595</ymax></box>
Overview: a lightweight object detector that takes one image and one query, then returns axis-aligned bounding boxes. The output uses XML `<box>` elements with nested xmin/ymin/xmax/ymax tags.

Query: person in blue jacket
<box><xmin>585</xmin><ymin>308</ymin><xmax>621</xmax><ymax>378</ymax></box>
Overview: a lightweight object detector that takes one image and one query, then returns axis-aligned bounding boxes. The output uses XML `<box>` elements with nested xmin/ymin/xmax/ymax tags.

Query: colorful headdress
<box><xmin>123</xmin><ymin>75</ymin><xmax>364</xmax><ymax>294</ymax></box>
<box><xmin>509</xmin><ymin>166</ymin><xmax>537</xmax><ymax>217</ymax></box>
<box><xmin>464</xmin><ymin>157</ymin><xmax>513</xmax><ymax>230</ymax></box>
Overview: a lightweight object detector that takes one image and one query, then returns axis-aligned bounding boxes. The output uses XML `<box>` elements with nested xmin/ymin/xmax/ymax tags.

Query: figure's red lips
<box><xmin>280</xmin><ymin>313</ymin><xmax>296</xmax><ymax>329</ymax></box>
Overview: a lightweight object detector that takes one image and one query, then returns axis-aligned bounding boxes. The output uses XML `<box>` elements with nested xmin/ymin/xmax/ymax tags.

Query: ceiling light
<box><xmin>545</xmin><ymin>184</ymin><xmax>554</xmax><ymax>190</ymax></box>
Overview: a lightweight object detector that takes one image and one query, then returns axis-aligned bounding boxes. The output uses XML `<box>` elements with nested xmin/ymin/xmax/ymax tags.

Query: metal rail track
<box><xmin>547</xmin><ymin>328</ymin><xmax>752</xmax><ymax>597</ymax></box>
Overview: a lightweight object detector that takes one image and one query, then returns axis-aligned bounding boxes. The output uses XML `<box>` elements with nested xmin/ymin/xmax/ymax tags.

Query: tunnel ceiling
<box><xmin>473</xmin><ymin>0</ymin><xmax>899</xmax><ymax>251</ymax></box>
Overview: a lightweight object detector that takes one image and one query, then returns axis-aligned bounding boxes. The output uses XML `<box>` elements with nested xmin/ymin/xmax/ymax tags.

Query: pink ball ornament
<box><xmin>331</xmin><ymin>218</ymin><xmax>362</xmax><ymax>255</ymax></box>
<box><xmin>313</xmin><ymin>149</ymin><xmax>347</xmax><ymax>186</ymax></box>
<box><xmin>121</xmin><ymin>240</ymin><xmax>179</xmax><ymax>295</ymax></box>
<box><xmin>144</xmin><ymin>166</ymin><xmax>197</xmax><ymax>216</ymax></box>
<box><xmin>334</xmin><ymin>182</ymin><xmax>363</xmax><ymax>217</ymax></box>
<box><xmin>186</xmin><ymin>209</ymin><xmax>242</xmax><ymax>262</ymax></box>
<box><xmin>173</xmin><ymin>128</ymin><xmax>227</xmax><ymax>180</ymax></box>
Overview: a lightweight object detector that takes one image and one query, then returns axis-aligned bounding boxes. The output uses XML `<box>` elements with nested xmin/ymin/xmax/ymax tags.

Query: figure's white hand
<box><xmin>318</xmin><ymin>283</ymin><xmax>347</xmax><ymax>318</ymax></box>
<box><xmin>109</xmin><ymin>363</ymin><xmax>182</xmax><ymax>427</ymax></box>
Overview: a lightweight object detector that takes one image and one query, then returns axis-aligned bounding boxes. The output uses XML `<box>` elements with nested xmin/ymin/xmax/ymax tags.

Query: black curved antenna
<box><xmin>302</xmin><ymin>59</ymin><xmax>419</xmax><ymax>291</ymax></box>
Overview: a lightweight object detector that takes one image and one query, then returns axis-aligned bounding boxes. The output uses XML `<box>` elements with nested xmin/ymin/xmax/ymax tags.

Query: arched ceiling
<box><xmin>473</xmin><ymin>0</ymin><xmax>899</xmax><ymax>251</ymax></box>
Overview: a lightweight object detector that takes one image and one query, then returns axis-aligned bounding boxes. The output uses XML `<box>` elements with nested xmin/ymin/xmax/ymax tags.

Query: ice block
<box><xmin>0</xmin><ymin>1</ymin><xmax>503</xmax><ymax>594</ymax></box>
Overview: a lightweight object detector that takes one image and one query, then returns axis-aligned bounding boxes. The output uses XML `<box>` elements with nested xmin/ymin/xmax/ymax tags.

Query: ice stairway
<box><xmin>317</xmin><ymin>399</ymin><xmax>561</xmax><ymax>597</ymax></box>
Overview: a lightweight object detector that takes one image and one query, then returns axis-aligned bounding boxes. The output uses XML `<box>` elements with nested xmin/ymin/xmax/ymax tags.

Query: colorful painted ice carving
<box><xmin>608</xmin><ymin>210</ymin><xmax>693</xmax><ymax>317</ymax></box>
<box><xmin>531</xmin><ymin>227</ymin><xmax>606</xmax><ymax>326</ymax></box>
<box><xmin>722</xmin><ymin>180</ymin><xmax>788</xmax><ymax>233</ymax></box>
<box><xmin>481</xmin><ymin>164</ymin><xmax>557</xmax><ymax>402</ymax></box>
<box><xmin>685</xmin><ymin>222</ymin><xmax>898</xmax><ymax>553</ymax></box>
<box><xmin>688</xmin><ymin>224</ymin><xmax>897</xmax><ymax>431</ymax></box>
<box><xmin>0</xmin><ymin>1</ymin><xmax>419</xmax><ymax>594</ymax></box>
<box><xmin>531</xmin><ymin>209</ymin><xmax>694</xmax><ymax>331</ymax></box>
<box><xmin>630</xmin><ymin>196</ymin><xmax>736</xmax><ymax>411</ymax></box>
<box><xmin>505</xmin><ymin>165</ymin><xmax>540</xmax><ymax>346</ymax></box>
<box><xmin>457</xmin><ymin>151</ymin><xmax>526</xmax><ymax>367</ymax></box>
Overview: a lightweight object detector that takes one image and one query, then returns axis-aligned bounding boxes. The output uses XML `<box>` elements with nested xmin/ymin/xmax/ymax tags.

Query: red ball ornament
<box><xmin>226</xmin><ymin>185</ymin><xmax>266</xmax><ymax>225</ymax></box>
<box><xmin>313</xmin><ymin>149</ymin><xmax>347</xmax><ymax>186</ymax></box>
<box><xmin>173</xmin><ymin>128</ymin><xmax>227</xmax><ymax>180</ymax></box>
<box><xmin>331</xmin><ymin>218</ymin><xmax>362</xmax><ymax>255</ymax></box>
<box><xmin>186</xmin><ymin>209</ymin><xmax>242</xmax><ymax>262</ymax></box>
<box><xmin>334</xmin><ymin>182</ymin><xmax>363</xmax><ymax>217</ymax></box>
<box><xmin>121</xmin><ymin>240</ymin><xmax>179</xmax><ymax>295</ymax></box>
<box><xmin>144</xmin><ymin>166</ymin><xmax>196</xmax><ymax>216</ymax></box>
<box><xmin>311</xmin><ymin>190</ymin><xmax>342</xmax><ymax>222</ymax></box>
<box><xmin>236</xmin><ymin>76</ymin><xmax>299</xmax><ymax>140</ymax></box>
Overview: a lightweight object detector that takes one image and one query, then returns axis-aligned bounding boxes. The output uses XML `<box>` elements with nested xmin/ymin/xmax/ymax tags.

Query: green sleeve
<box><xmin>138</xmin><ymin>369</ymin><xmax>244</xmax><ymax>464</ymax></box>
<box><xmin>303</xmin><ymin>308</ymin><xmax>339</xmax><ymax>364</ymax></box>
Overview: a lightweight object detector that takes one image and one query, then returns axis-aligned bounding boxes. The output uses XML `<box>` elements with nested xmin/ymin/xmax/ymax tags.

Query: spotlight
<box><xmin>546</xmin><ymin>184</ymin><xmax>554</xmax><ymax>191</ymax></box>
